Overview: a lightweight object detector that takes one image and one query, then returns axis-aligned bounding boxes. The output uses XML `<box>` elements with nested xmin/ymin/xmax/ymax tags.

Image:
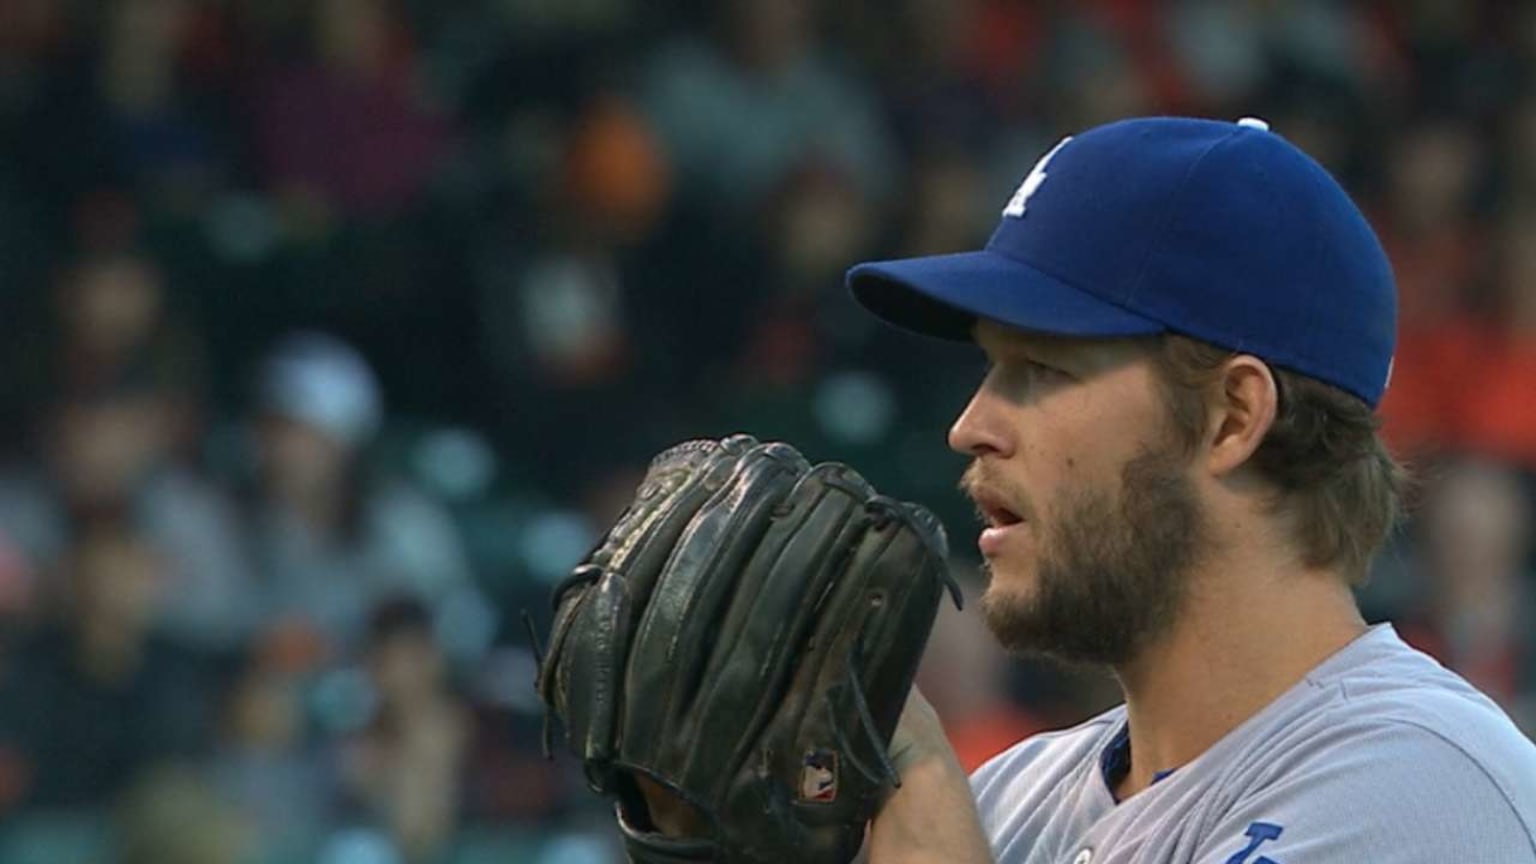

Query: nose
<box><xmin>948</xmin><ymin>386</ymin><xmax>1013</xmax><ymax>458</ymax></box>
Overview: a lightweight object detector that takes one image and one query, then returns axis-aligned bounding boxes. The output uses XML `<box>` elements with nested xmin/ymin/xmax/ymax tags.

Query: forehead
<box><xmin>972</xmin><ymin>319</ymin><xmax>1157</xmax><ymax>371</ymax></box>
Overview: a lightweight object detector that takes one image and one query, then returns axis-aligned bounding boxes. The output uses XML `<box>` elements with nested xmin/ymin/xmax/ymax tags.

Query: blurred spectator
<box><xmin>115</xmin><ymin>766</ymin><xmax>250</xmax><ymax>864</ymax></box>
<box><xmin>639</xmin><ymin>0</ymin><xmax>896</xmax><ymax>218</ymax></box>
<box><xmin>480</xmin><ymin>96</ymin><xmax>663</xmax><ymax>395</ymax></box>
<box><xmin>1376</xmin><ymin>121</ymin><xmax>1489</xmax><ymax>459</ymax></box>
<box><xmin>0</xmin><ymin>519</ymin><xmax>212</xmax><ymax>811</ymax></box>
<box><xmin>0</xmin><ymin>242</ymin><xmax>203</xmax><ymax>447</ymax></box>
<box><xmin>244</xmin><ymin>331</ymin><xmax>476</xmax><ymax>658</ymax></box>
<box><xmin>0</xmin><ymin>378</ymin><xmax>255</xmax><ymax>649</ymax></box>
<box><xmin>1504</xmin><ymin>86</ymin><xmax>1536</xmax><ymax>196</ymax></box>
<box><xmin>891</xmin><ymin>151</ymin><xmax>991</xmax><ymax>259</ymax></box>
<box><xmin>207</xmin><ymin>637</ymin><xmax>335</xmax><ymax>862</ymax></box>
<box><xmin>707</xmin><ymin>164</ymin><xmax>889</xmax><ymax>456</ymax></box>
<box><xmin>867</xmin><ymin>0</ymin><xmax>998</xmax><ymax>158</ymax></box>
<box><xmin>733</xmin><ymin>165</ymin><xmax>873</xmax><ymax>384</ymax></box>
<box><xmin>1037</xmin><ymin>7</ymin><xmax>1160</xmax><ymax>132</ymax></box>
<box><xmin>1168</xmin><ymin>1</ymin><xmax>1373</xmax><ymax>115</ymax></box>
<box><xmin>0</xmin><ymin>244</ymin><xmax>255</xmax><ymax>650</ymax></box>
<box><xmin>475</xmin><ymin>94</ymin><xmax>680</xmax><ymax>493</ymax></box>
<box><xmin>1401</xmin><ymin>459</ymin><xmax>1536</xmax><ymax>733</ymax></box>
<box><xmin>48</xmin><ymin>247</ymin><xmax>205</xmax><ymax>403</ymax></box>
<box><xmin>0</xmin><ymin>534</ymin><xmax>34</xmax><ymax>623</ymax></box>
<box><xmin>561</xmin><ymin>95</ymin><xmax>672</xmax><ymax>245</ymax></box>
<box><xmin>463</xmin><ymin>705</ymin><xmax>574</xmax><ymax>828</ymax></box>
<box><xmin>1455</xmin><ymin>208</ymin><xmax>1536</xmax><ymax>469</ymax></box>
<box><xmin>0</xmin><ymin>0</ymin><xmax>71</xmax><ymax>71</ymax></box>
<box><xmin>98</xmin><ymin>0</ymin><xmax>230</xmax><ymax>202</ymax></box>
<box><xmin>252</xmin><ymin>0</ymin><xmax>451</xmax><ymax>223</ymax></box>
<box><xmin>339</xmin><ymin>596</ymin><xmax>470</xmax><ymax>862</ymax></box>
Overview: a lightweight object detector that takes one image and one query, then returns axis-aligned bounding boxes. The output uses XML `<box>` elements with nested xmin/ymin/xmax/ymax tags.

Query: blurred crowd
<box><xmin>0</xmin><ymin>1</ymin><xmax>1533</xmax><ymax>862</ymax></box>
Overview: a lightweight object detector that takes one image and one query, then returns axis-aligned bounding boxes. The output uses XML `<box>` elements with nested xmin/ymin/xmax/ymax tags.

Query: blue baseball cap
<box><xmin>847</xmin><ymin>116</ymin><xmax>1396</xmax><ymax>407</ymax></box>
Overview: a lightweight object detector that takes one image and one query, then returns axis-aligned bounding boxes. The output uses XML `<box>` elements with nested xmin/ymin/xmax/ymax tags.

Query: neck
<box><xmin>1110</xmin><ymin>555</ymin><xmax>1367</xmax><ymax>799</ymax></box>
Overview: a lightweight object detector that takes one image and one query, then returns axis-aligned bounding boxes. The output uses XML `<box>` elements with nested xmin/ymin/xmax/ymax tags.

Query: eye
<box><xmin>984</xmin><ymin>357</ymin><xmax>1066</xmax><ymax>401</ymax></box>
<box><xmin>1028</xmin><ymin>358</ymin><xmax>1069</xmax><ymax>380</ymax></box>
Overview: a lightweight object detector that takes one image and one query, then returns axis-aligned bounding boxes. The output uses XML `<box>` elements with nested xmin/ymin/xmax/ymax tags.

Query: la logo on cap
<box><xmin>1003</xmin><ymin>136</ymin><xmax>1072</xmax><ymax>218</ymax></box>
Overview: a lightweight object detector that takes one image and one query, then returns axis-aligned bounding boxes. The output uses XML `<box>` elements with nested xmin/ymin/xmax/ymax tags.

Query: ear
<box><xmin>1202</xmin><ymin>355</ymin><xmax>1279</xmax><ymax>478</ymax></box>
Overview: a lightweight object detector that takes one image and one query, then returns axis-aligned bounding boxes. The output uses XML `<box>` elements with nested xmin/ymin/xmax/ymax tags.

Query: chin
<box><xmin>980</xmin><ymin>561</ymin><xmax>1038</xmax><ymax>604</ymax></box>
<box><xmin>989</xmin><ymin>553</ymin><xmax>1038</xmax><ymax>587</ymax></box>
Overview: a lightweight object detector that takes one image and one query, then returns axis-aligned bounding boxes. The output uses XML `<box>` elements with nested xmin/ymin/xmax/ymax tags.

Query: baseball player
<box><xmin>538</xmin><ymin>115</ymin><xmax>1536</xmax><ymax>864</ymax></box>
<box><xmin>847</xmin><ymin>116</ymin><xmax>1536</xmax><ymax>862</ymax></box>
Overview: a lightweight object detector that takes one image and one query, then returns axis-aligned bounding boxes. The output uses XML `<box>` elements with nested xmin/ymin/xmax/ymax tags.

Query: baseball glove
<box><xmin>534</xmin><ymin>434</ymin><xmax>959</xmax><ymax>863</ymax></box>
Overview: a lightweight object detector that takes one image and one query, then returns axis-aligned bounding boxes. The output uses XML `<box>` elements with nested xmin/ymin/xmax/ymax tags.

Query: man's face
<box><xmin>953</xmin><ymin>321</ymin><xmax>1207</xmax><ymax>666</ymax></box>
<box><xmin>258</xmin><ymin>414</ymin><xmax>351</xmax><ymax>501</ymax></box>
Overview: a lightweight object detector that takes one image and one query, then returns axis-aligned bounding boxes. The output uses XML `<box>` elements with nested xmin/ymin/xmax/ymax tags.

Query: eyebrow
<box><xmin>975</xmin><ymin>327</ymin><xmax>1081</xmax><ymax>365</ymax></box>
<box><xmin>976</xmin><ymin>324</ymin><xmax>1154</xmax><ymax>376</ymax></box>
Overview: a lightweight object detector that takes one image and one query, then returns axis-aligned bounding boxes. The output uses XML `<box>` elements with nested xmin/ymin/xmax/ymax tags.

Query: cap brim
<box><xmin>847</xmin><ymin>250</ymin><xmax>1164</xmax><ymax>342</ymax></box>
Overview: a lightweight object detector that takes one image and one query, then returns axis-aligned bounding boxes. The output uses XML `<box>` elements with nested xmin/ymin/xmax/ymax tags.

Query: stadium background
<box><xmin>0</xmin><ymin>0</ymin><xmax>1533</xmax><ymax>861</ymax></box>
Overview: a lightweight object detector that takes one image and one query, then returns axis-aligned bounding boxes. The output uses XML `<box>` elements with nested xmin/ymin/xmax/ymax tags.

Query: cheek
<box><xmin>1028</xmin><ymin>401</ymin><xmax>1157</xmax><ymax>502</ymax></box>
<box><xmin>1019</xmin><ymin>428</ymin><xmax>1096</xmax><ymax>514</ymax></box>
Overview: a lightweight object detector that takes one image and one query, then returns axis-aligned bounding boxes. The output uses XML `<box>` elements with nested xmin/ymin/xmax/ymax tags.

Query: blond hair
<box><xmin>1151</xmin><ymin>334</ymin><xmax>1408</xmax><ymax>584</ymax></box>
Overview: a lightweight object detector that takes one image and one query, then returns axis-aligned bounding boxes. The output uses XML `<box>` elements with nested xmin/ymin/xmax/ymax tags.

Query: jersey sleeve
<box><xmin>1190</xmin><ymin>718</ymin><xmax>1536</xmax><ymax>864</ymax></box>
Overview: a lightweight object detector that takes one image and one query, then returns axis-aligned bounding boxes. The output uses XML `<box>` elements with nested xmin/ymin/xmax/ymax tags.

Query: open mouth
<box><xmin>972</xmin><ymin>491</ymin><xmax>1025</xmax><ymax>529</ymax></box>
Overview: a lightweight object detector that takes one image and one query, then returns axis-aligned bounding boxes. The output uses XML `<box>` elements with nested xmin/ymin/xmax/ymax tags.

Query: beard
<box><xmin>978</xmin><ymin>443</ymin><xmax>1206</xmax><ymax>667</ymax></box>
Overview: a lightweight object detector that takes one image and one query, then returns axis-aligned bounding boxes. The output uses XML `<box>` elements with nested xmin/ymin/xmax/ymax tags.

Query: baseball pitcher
<box><xmin>538</xmin><ymin>116</ymin><xmax>1536</xmax><ymax>863</ymax></box>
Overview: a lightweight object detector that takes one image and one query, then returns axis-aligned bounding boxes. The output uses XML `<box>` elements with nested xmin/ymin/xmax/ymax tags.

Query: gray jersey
<box><xmin>971</xmin><ymin>625</ymin><xmax>1536</xmax><ymax>863</ymax></box>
